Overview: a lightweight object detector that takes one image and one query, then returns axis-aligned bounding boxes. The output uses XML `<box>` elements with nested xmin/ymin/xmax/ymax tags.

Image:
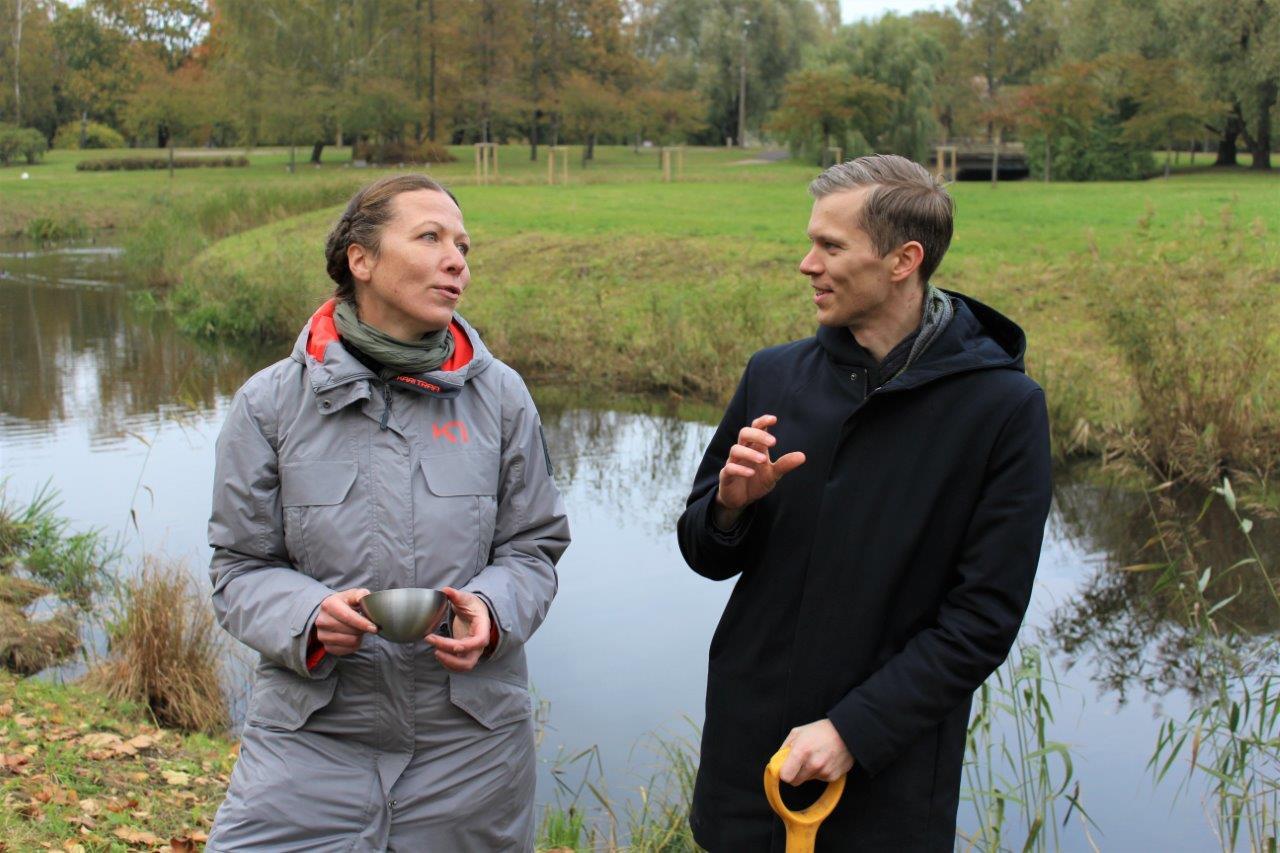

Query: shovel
<box><xmin>763</xmin><ymin>747</ymin><xmax>847</xmax><ymax>853</ymax></box>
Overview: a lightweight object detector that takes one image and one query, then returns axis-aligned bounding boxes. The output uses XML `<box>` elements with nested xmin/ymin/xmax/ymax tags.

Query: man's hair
<box><xmin>324</xmin><ymin>174</ymin><xmax>461</xmax><ymax>302</ymax></box>
<box><xmin>808</xmin><ymin>154</ymin><xmax>953</xmax><ymax>284</ymax></box>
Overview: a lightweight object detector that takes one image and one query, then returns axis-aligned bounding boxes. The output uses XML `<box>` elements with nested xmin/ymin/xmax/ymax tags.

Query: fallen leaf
<box><xmin>79</xmin><ymin>797</ymin><xmax>100</xmax><ymax>815</ymax></box>
<box><xmin>13</xmin><ymin>713</ymin><xmax>36</xmax><ymax>727</ymax></box>
<box><xmin>0</xmin><ymin>700</ymin><xmax>12</xmax><ymax>715</ymax></box>
<box><xmin>2</xmin><ymin>753</ymin><xmax>30</xmax><ymax>774</ymax></box>
<box><xmin>111</xmin><ymin>827</ymin><xmax>161</xmax><ymax>846</ymax></box>
<box><xmin>169</xmin><ymin>837</ymin><xmax>197</xmax><ymax>853</ymax></box>
<box><xmin>126</xmin><ymin>734</ymin><xmax>158</xmax><ymax>751</ymax></box>
<box><xmin>161</xmin><ymin>770</ymin><xmax>190</xmax><ymax>786</ymax></box>
<box><xmin>64</xmin><ymin>845</ymin><xmax>86</xmax><ymax>853</ymax></box>
<box><xmin>21</xmin><ymin>744</ymin><xmax>37</xmax><ymax>756</ymax></box>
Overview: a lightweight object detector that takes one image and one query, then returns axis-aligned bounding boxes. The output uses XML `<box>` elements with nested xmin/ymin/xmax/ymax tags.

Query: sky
<box><xmin>840</xmin><ymin>0</ymin><xmax>954</xmax><ymax>23</ymax></box>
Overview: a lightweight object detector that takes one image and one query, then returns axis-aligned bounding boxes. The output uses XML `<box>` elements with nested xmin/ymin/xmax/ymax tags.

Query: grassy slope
<box><xmin>0</xmin><ymin>670</ymin><xmax>233</xmax><ymax>850</ymax></box>
<box><xmin>174</xmin><ymin>167</ymin><xmax>1277</xmax><ymax>431</ymax></box>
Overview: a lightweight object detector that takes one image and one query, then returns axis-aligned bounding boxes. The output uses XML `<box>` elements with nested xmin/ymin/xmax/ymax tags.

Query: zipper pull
<box><xmin>379</xmin><ymin>383</ymin><xmax>392</xmax><ymax>431</ymax></box>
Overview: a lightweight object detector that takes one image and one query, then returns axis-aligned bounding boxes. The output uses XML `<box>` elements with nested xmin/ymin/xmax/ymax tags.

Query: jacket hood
<box><xmin>886</xmin><ymin>290</ymin><xmax>1027</xmax><ymax>390</ymax></box>
<box><xmin>818</xmin><ymin>289</ymin><xmax>1027</xmax><ymax>392</ymax></box>
<box><xmin>290</xmin><ymin>298</ymin><xmax>494</xmax><ymax>395</ymax></box>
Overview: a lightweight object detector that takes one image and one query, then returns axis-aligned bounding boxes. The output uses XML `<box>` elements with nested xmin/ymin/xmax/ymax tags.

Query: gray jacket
<box><xmin>207</xmin><ymin>311</ymin><xmax>569</xmax><ymax>849</ymax></box>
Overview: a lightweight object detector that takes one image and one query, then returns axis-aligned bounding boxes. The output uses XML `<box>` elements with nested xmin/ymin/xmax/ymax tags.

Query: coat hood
<box><xmin>290</xmin><ymin>298</ymin><xmax>494</xmax><ymax>396</ymax></box>
<box><xmin>818</xmin><ymin>289</ymin><xmax>1027</xmax><ymax>393</ymax></box>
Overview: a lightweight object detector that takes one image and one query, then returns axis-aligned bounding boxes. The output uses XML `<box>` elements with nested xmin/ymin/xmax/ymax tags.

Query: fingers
<box><xmin>780</xmin><ymin>746</ymin><xmax>805</xmax><ymax>785</ymax></box>
<box><xmin>736</xmin><ymin>426</ymin><xmax>777</xmax><ymax>452</ymax></box>
<box><xmin>426</xmin><ymin>587</ymin><xmax>490</xmax><ymax>672</ymax></box>
<box><xmin>773</xmin><ymin>451</ymin><xmax>806</xmax><ymax>478</ymax></box>
<box><xmin>323</xmin><ymin>588</ymin><xmax>377</xmax><ymax>634</ymax></box>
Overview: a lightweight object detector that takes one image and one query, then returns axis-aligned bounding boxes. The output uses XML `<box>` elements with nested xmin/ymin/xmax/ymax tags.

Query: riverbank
<box><xmin>167</xmin><ymin>169</ymin><xmax>1279</xmax><ymax>480</ymax></box>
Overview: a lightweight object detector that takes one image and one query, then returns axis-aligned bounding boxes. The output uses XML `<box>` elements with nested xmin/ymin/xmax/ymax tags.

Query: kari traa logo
<box><xmin>432</xmin><ymin>420</ymin><xmax>469</xmax><ymax>444</ymax></box>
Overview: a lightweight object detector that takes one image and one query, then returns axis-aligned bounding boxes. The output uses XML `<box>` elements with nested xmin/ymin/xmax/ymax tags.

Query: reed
<box><xmin>83</xmin><ymin>557</ymin><xmax>228</xmax><ymax>734</ymax></box>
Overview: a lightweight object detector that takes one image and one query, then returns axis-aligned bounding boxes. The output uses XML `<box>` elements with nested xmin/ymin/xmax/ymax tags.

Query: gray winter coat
<box><xmin>206</xmin><ymin>303</ymin><xmax>570</xmax><ymax>852</ymax></box>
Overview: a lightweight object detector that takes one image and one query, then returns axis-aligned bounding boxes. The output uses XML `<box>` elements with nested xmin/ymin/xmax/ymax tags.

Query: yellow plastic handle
<box><xmin>763</xmin><ymin>746</ymin><xmax>847</xmax><ymax>853</ymax></box>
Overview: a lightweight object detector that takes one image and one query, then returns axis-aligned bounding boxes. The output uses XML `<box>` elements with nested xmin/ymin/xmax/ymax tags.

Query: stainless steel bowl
<box><xmin>360</xmin><ymin>588</ymin><xmax>447</xmax><ymax>644</ymax></box>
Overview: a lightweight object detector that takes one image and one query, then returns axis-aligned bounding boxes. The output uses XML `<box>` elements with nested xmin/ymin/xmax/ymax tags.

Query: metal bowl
<box><xmin>360</xmin><ymin>588</ymin><xmax>447</xmax><ymax>644</ymax></box>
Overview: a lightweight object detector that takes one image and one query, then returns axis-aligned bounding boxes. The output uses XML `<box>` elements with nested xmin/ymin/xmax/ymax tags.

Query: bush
<box><xmin>0</xmin><ymin>123</ymin><xmax>48</xmax><ymax>166</ymax></box>
<box><xmin>52</xmin><ymin>121</ymin><xmax>126</xmax><ymax>150</ymax></box>
<box><xmin>1026</xmin><ymin>117</ymin><xmax>1155</xmax><ymax>181</ymax></box>
<box><xmin>76</xmin><ymin>155</ymin><xmax>249</xmax><ymax>171</ymax></box>
<box><xmin>353</xmin><ymin>139</ymin><xmax>456</xmax><ymax>165</ymax></box>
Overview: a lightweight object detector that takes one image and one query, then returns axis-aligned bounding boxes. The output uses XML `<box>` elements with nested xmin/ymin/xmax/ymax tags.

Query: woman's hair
<box><xmin>324</xmin><ymin>174</ymin><xmax>461</xmax><ymax>302</ymax></box>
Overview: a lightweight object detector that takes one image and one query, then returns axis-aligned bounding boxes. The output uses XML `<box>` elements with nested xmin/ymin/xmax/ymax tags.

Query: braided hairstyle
<box><xmin>324</xmin><ymin>174</ymin><xmax>461</xmax><ymax>302</ymax></box>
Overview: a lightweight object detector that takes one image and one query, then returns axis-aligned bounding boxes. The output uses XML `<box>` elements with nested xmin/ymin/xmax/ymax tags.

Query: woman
<box><xmin>206</xmin><ymin>174</ymin><xmax>570</xmax><ymax>851</ymax></box>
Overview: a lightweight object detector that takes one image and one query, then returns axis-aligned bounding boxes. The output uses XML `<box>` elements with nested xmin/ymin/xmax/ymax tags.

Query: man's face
<box><xmin>798</xmin><ymin>188</ymin><xmax>898</xmax><ymax>331</ymax></box>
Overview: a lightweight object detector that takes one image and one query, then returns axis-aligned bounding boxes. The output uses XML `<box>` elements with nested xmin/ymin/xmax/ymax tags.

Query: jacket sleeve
<box><xmin>826</xmin><ymin>387</ymin><xmax>1053</xmax><ymax>776</ymax></box>
<box><xmin>676</xmin><ymin>358</ymin><xmax>759</xmax><ymax>581</ymax></box>
<box><xmin>208</xmin><ymin>387</ymin><xmax>337</xmax><ymax>679</ymax></box>
<box><xmin>462</xmin><ymin>371</ymin><xmax>570</xmax><ymax>660</ymax></box>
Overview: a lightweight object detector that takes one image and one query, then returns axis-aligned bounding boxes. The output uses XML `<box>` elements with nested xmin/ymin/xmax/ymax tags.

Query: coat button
<box><xmin>320</xmin><ymin>399</ymin><xmax>332</xmax><ymax>410</ymax></box>
<box><xmin>849</xmin><ymin>373</ymin><xmax>857</xmax><ymax>380</ymax></box>
<box><xmin>388</xmin><ymin>799</ymin><xmax>397</xmax><ymax>810</ymax></box>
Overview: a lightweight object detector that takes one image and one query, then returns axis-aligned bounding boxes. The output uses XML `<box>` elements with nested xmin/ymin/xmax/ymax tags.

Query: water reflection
<box><xmin>1046</xmin><ymin>468</ymin><xmax>1280</xmax><ymax>701</ymax></box>
<box><xmin>0</xmin><ymin>239</ymin><xmax>270</xmax><ymax>445</ymax></box>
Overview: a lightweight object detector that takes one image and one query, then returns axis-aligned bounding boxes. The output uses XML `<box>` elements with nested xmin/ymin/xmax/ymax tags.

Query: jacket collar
<box><xmin>290</xmin><ymin>299</ymin><xmax>494</xmax><ymax>413</ymax></box>
<box><xmin>816</xmin><ymin>289</ymin><xmax>1027</xmax><ymax>393</ymax></box>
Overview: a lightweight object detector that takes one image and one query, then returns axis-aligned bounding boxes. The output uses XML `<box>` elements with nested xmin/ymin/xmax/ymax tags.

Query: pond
<box><xmin>3</xmin><ymin>238</ymin><xmax>1272</xmax><ymax>850</ymax></box>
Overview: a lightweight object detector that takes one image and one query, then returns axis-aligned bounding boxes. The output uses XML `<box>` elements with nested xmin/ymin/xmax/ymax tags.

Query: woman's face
<box><xmin>348</xmin><ymin>189</ymin><xmax>471</xmax><ymax>339</ymax></box>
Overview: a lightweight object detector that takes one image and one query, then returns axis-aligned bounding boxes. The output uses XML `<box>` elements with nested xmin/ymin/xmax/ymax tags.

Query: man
<box><xmin>677</xmin><ymin>154</ymin><xmax>1052</xmax><ymax>851</ymax></box>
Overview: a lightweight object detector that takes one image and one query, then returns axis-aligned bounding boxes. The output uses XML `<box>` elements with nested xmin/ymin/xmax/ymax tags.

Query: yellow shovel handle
<box><xmin>763</xmin><ymin>747</ymin><xmax>847</xmax><ymax>853</ymax></box>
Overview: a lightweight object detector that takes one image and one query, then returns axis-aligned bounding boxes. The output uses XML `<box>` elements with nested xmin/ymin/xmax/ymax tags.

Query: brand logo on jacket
<box><xmin>432</xmin><ymin>421</ymin><xmax>470</xmax><ymax>444</ymax></box>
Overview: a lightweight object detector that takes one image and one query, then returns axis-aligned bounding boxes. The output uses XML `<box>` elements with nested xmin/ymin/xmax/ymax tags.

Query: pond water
<box><xmin>2</xmin><ymin>238</ymin><xmax>1272</xmax><ymax>851</ymax></box>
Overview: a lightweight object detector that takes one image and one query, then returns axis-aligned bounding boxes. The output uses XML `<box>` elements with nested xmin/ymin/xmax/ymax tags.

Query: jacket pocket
<box><xmin>447</xmin><ymin>670</ymin><xmax>531</xmax><ymax>730</ymax></box>
<box><xmin>246</xmin><ymin>665</ymin><xmax>339</xmax><ymax>732</ymax></box>
<box><xmin>420</xmin><ymin>451</ymin><xmax>500</xmax><ymax>572</ymax></box>
<box><xmin>281</xmin><ymin>461</ymin><xmax>358</xmax><ymax>575</ymax></box>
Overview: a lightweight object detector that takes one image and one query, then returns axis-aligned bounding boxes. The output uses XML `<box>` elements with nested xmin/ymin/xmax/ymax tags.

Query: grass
<box><xmin>0</xmin><ymin>669</ymin><xmax>232</xmax><ymax>850</ymax></box>
<box><xmin>161</xmin><ymin>163</ymin><xmax>1278</xmax><ymax>477</ymax></box>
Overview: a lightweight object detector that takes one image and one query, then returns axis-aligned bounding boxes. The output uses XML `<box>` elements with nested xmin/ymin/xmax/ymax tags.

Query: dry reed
<box><xmin>84</xmin><ymin>557</ymin><xmax>227</xmax><ymax>733</ymax></box>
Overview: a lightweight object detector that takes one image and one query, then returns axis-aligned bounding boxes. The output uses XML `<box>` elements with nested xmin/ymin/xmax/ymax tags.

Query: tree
<box><xmin>827</xmin><ymin>14</ymin><xmax>945</xmax><ymax>161</ymax></box>
<box><xmin>1167</xmin><ymin>0</ymin><xmax>1278</xmax><ymax>170</ymax></box>
<box><xmin>559</xmin><ymin>70</ymin><xmax>627</xmax><ymax>160</ymax></box>
<box><xmin>1120</xmin><ymin>56</ymin><xmax>1222</xmax><ymax>177</ymax></box>
<box><xmin>1018</xmin><ymin>61</ymin><xmax>1105</xmax><ymax>181</ymax></box>
<box><xmin>767</xmin><ymin>67</ymin><xmax>897</xmax><ymax>161</ymax></box>
<box><xmin>51</xmin><ymin>7</ymin><xmax>135</xmax><ymax>146</ymax></box>
<box><xmin>628</xmin><ymin>84</ymin><xmax>706</xmax><ymax>146</ymax></box>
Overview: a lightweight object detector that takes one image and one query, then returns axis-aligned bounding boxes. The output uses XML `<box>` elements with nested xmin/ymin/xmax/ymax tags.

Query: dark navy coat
<box><xmin>677</xmin><ymin>292</ymin><xmax>1052</xmax><ymax>852</ymax></box>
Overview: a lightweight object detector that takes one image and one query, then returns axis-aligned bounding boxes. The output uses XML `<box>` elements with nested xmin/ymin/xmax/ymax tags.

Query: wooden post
<box><xmin>546</xmin><ymin>145</ymin><xmax>568</xmax><ymax>185</ymax></box>
<box><xmin>168</xmin><ymin>143</ymin><xmax>174</xmax><ymax>179</ymax></box>
<box><xmin>474</xmin><ymin>142</ymin><xmax>497</xmax><ymax>184</ymax></box>
<box><xmin>678</xmin><ymin>145</ymin><xmax>685</xmax><ymax>179</ymax></box>
<box><xmin>990</xmin><ymin>131</ymin><xmax>1001</xmax><ymax>188</ymax></box>
<box><xmin>933</xmin><ymin>146</ymin><xmax>957</xmax><ymax>182</ymax></box>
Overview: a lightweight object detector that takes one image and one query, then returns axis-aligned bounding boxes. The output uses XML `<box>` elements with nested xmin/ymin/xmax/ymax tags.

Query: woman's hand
<box><xmin>425</xmin><ymin>587</ymin><xmax>492</xmax><ymax>672</ymax></box>
<box><xmin>314</xmin><ymin>588</ymin><xmax>378</xmax><ymax>656</ymax></box>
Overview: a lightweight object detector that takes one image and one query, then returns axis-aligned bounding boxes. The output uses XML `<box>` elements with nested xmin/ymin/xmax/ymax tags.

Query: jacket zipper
<box><xmin>379</xmin><ymin>382</ymin><xmax>392</xmax><ymax>431</ymax></box>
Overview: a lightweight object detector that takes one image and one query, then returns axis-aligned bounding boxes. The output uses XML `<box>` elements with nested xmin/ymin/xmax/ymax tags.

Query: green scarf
<box><xmin>333</xmin><ymin>299</ymin><xmax>455</xmax><ymax>380</ymax></box>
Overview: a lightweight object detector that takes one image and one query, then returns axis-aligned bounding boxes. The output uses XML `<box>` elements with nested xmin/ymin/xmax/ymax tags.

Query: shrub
<box><xmin>353</xmin><ymin>139</ymin><xmax>456</xmax><ymax>165</ymax></box>
<box><xmin>76</xmin><ymin>155</ymin><xmax>249</xmax><ymax>171</ymax></box>
<box><xmin>0</xmin><ymin>124</ymin><xmax>48</xmax><ymax>166</ymax></box>
<box><xmin>26</xmin><ymin>216</ymin><xmax>89</xmax><ymax>243</ymax></box>
<box><xmin>84</xmin><ymin>557</ymin><xmax>227</xmax><ymax>733</ymax></box>
<box><xmin>1026</xmin><ymin>117</ymin><xmax>1155</xmax><ymax>181</ymax></box>
<box><xmin>52</xmin><ymin>121</ymin><xmax>126</xmax><ymax>150</ymax></box>
<box><xmin>1084</xmin><ymin>208</ymin><xmax>1280</xmax><ymax>483</ymax></box>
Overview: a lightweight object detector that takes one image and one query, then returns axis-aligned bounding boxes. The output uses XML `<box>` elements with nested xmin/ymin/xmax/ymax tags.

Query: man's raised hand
<box><xmin>713</xmin><ymin>414</ymin><xmax>805</xmax><ymax>529</ymax></box>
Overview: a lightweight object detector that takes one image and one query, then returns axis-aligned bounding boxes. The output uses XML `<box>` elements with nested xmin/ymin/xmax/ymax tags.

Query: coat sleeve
<box><xmin>826</xmin><ymin>387</ymin><xmax>1052</xmax><ymax>776</ymax></box>
<box><xmin>462</xmin><ymin>371</ymin><xmax>570</xmax><ymax>660</ymax></box>
<box><xmin>676</xmin><ymin>358</ymin><xmax>760</xmax><ymax>581</ymax></box>
<box><xmin>208</xmin><ymin>387</ymin><xmax>337</xmax><ymax>679</ymax></box>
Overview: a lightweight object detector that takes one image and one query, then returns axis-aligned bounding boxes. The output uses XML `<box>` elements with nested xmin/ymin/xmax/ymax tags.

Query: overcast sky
<box><xmin>839</xmin><ymin>0</ymin><xmax>954</xmax><ymax>23</ymax></box>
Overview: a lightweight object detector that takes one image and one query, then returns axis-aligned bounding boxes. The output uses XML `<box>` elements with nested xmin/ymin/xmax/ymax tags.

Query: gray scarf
<box><xmin>333</xmin><ymin>300</ymin><xmax>454</xmax><ymax>380</ymax></box>
<box><xmin>881</xmin><ymin>283</ymin><xmax>954</xmax><ymax>386</ymax></box>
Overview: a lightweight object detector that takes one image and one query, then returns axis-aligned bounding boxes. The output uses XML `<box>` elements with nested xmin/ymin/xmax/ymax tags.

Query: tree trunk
<box><xmin>1213</xmin><ymin>111</ymin><xmax>1242</xmax><ymax>166</ymax></box>
<box><xmin>1246</xmin><ymin>80</ymin><xmax>1275</xmax><ymax>171</ymax></box>
<box><xmin>428</xmin><ymin>0</ymin><xmax>438</xmax><ymax>141</ymax></box>
<box><xmin>413</xmin><ymin>0</ymin><xmax>423</xmax><ymax>143</ymax></box>
<box><xmin>310</xmin><ymin>141</ymin><xmax>325</xmax><ymax>163</ymax></box>
<box><xmin>990</xmin><ymin>131</ymin><xmax>1001</xmax><ymax>188</ymax></box>
<box><xmin>1163</xmin><ymin>136</ymin><xmax>1172</xmax><ymax>179</ymax></box>
<box><xmin>79</xmin><ymin>110</ymin><xmax>89</xmax><ymax>149</ymax></box>
<box><xmin>289</xmin><ymin>144</ymin><xmax>296</xmax><ymax>174</ymax></box>
<box><xmin>1044</xmin><ymin>136</ymin><xmax>1050</xmax><ymax>182</ymax></box>
<box><xmin>13</xmin><ymin>0</ymin><xmax>23</xmax><ymax>125</ymax></box>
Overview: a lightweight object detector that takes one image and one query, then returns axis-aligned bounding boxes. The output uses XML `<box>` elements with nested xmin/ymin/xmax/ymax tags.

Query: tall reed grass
<box><xmin>1142</xmin><ymin>479</ymin><xmax>1280</xmax><ymax>852</ymax></box>
<box><xmin>1084</xmin><ymin>209</ymin><xmax>1280</xmax><ymax>489</ymax></box>
<box><xmin>84</xmin><ymin>557</ymin><xmax>228</xmax><ymax>733</ymax></box>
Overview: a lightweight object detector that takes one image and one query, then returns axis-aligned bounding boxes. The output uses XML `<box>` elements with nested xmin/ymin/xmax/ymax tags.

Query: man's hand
<box><xmin>779</xmin><ymin>719</ymin><xmax>854</xmax><ymax>785</ymax></box>
<box><xmin>314</xmin><ymin>588</ymin><xmax>377</xmax><ymax>656</ymax></box>
<box><xmin>714</xmin><ymin>414</ymin><xmax>806</xmax><ymax>528</ymax></box>
<box><xmin>425</xmin><ymin>587</ymin><xmax>492</xmax><ymax>672</ymax></box>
